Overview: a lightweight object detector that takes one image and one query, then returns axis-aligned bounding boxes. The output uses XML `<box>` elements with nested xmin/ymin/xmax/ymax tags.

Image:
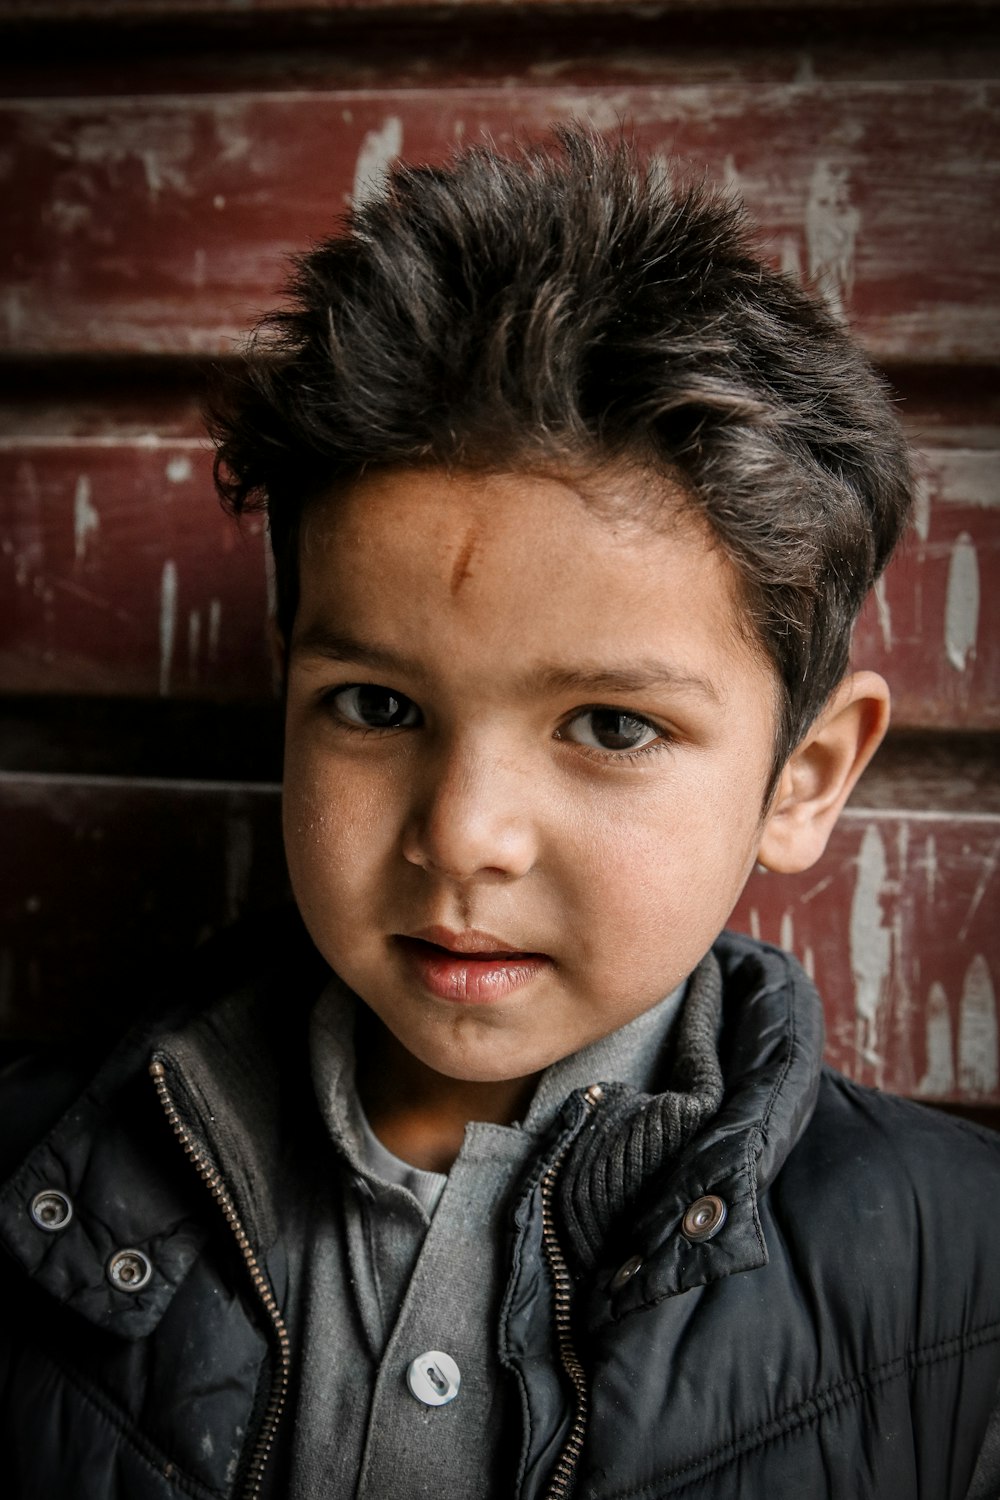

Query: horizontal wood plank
<box><xmin>1</xmin><ymin>435</ymin><xmax>995</xmax><ymax>722</ymax></box>
<box><xmin>1</xmin><ymin>84</ymin><xmax>997</xmax><ymax>360</ymax></box>
<box><xmin>2</xmin><ymin>773</ymin><xmax>996</xmax><ymax>1105</ymax></box>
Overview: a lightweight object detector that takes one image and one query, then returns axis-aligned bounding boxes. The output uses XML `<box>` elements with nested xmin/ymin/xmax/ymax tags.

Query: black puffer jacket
<box><xmin>2</xmin><ymin>925</ymin><xmax>999</xmax><ymax>1500</ymax></box>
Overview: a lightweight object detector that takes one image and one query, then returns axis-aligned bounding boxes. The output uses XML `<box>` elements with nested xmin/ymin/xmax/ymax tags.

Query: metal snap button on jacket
<box><xmin>29</xmin><ymin>1188</ymin><xmax>74</xmax><ymax>1232</ymax></box>
<box><xmin>406</xmin><ymin>1350</ymin><xmax>461</xmax><ymax>1406</ymax></box>
<box><xmin>611</xmin><ymin>1253</ymin><xmax>643</xmax><ymax>1291</ymax></box>
<box><xmin>681</xmin><ymin>1194</ymin><xmax>727</xmax><ymax>1242</ymax></box>
<box><xmin>106</xmin><ymin>1248</ymin><xmax>153</xmax><ymax>1293</ymax></box>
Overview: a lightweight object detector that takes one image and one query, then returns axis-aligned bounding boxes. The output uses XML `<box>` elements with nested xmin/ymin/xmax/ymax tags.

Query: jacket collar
<box><xmin>581</xmin><ymin>932</ymin><xmax>825</xmax><ymax>1322</ymax></box>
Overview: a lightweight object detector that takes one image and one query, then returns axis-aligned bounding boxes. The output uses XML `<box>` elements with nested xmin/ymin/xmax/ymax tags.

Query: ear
<box><xmin>756</xmin><ymin>671</ymin><xmax>890</xmax><ymax>875</ymax></box>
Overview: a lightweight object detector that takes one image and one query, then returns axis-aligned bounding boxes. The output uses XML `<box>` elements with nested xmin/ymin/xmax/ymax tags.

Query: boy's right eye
<box><xmin>326</xmin><ymin>683</ymin><xmax>422</xmax><ymax>730</ymax></box>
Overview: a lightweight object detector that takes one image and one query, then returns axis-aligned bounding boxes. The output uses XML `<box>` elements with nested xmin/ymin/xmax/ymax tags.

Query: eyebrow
<box><xmin>291</xmin><ymin>627</ymin><xmax>721</xmax><ymax>704</ymax></box>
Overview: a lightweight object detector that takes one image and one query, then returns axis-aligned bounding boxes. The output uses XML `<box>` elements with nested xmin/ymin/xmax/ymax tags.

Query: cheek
<box><xmin>282</xmin><ymin>748</ymin><xmax>396</xmax><ymax>903</ymax></box>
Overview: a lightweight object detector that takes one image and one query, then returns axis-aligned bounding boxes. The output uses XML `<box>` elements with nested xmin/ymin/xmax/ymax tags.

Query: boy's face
<box><xmin>284</xmin><ymin>466</ymin><xmax>780</xmax><ymax>1087</ymax></box>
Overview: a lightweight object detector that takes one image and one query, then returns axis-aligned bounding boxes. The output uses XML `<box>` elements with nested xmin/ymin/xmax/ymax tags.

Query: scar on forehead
<box><xmin>450</xmin><ymin>527</ymin><xmax>479</xmax><ymax>596</ymax></box>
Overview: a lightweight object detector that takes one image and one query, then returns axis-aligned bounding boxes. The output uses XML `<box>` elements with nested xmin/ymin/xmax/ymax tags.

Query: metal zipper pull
<box><xmin>149</xmin><ymin>1058</ymin><xmax>291</xmax><ymax>1500</ymax></box>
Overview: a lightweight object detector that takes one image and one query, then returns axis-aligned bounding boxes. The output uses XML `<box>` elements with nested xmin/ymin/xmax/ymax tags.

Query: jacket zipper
<box><xmin>149</xmin><ymin>1059</ymin><xmax>291</xmax><ymax>1500</ymax></box>
<box><xmin>540</xmin><ymin>1083</ymin><xmax>604</xmax><ymax>1500</ymax></box>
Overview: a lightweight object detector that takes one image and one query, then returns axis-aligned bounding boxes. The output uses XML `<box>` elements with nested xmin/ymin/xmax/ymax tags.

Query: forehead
<box><xmin>294</xmin><ymin>465</ymin><xmax>776</xmax><ymax>712</ymax></box>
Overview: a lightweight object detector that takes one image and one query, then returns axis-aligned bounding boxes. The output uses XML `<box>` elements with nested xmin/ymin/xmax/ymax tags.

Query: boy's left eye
<box><xmin>560</xmin><ymin>709</ymin><xmax>661</xmax><ymax>753</ymax></box>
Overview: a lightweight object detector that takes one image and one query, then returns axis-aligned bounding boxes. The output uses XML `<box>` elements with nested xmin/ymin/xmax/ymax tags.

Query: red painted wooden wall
<box><xmin>1</xmin><ymin>0</ymin><xmax>997</xmax><ymax>1115</ymax></box>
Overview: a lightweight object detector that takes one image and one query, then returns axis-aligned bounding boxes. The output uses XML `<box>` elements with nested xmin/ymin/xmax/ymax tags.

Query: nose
<box><xmin>401</xmin><ymin>738</ymin><xmax>538</xmax><ymax>882</ymax></box>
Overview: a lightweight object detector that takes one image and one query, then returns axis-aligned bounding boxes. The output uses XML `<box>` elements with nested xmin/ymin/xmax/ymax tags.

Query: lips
<box><xmin>396</xmin><ymin>927</ymin><xmax>550</xmax><ymax>1004</ymax></box>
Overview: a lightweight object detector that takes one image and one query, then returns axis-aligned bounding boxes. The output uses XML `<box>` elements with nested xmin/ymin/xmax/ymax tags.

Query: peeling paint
<box><xmin>188</xmin><ymin>609</ymin><xmax>201</xmax><ymax>681</ymax></box>
<box><xmin>166</xmin><ymin>456</ymin><xmax>193</xmax><ymax>485</ymax></box>
<box><xmin>805</xmin><ymin>158</ymin><xmax>860</xmax><ymax>320</ymax></box>
<box><xmin>873</xmin><ymin>575</ymin><xmax>892</xmax><ymax>653</ymax></box>
<box><xmin>780</xmin><ymin>235</ymin><xmax>803</xmax><ymax>282</ymax></box>
<box><xmin>850</xmin><ymin>824</ymin><xmax>892</xmax><ymax>1076</ymax></box>
<box><xmin>917</xmin><ymin>982</ymin><xmax>955</xmax><ymax>1096</ymax></box>
<box><xmin>352</xmin><ymin>116</ymin><xmax>403</xmax><ymax>208</ymax></box>
<box><xmin>73</xmin><ymin>474</ymin><xmax>99</xmax><ymax>564</ymax></box>
<box><xmin>208</xmin><ymin>598</ymin><xmax>222</xmax><ymax>665</ymax></box>
<box><xmin>958</xmin><ymin>838</ymin><xmax>999</xmax><ymax>944</ymax></box>
<box><xmin>920</xmin><ymin>834</ymin><xmax>939</xmax><ymax>907</ymax></box>
<box><xmin>944</xmin><ymin>531</ymin><xmax>979</xmax><ymax>672</ymax></box>
<box><xmin>911</xmin><ymin>469</ymin><xmax>932</xmax><ymax>544</ymax></box>
<box><xmin>159</xmin><ymin>559</ymin><xmax>177</xmax><ymax>697</ymax></box>
<box><xmin>957</xmin><ymin>955</ymin><xmax>999</xmax><ymax>1095</ymax></box>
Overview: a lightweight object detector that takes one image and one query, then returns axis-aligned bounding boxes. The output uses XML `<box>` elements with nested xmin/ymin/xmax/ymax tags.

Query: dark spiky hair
<box><xmin>210</xmin><ymin>127</ymin><xmax>912</xmax><ymax>796</ymax></box>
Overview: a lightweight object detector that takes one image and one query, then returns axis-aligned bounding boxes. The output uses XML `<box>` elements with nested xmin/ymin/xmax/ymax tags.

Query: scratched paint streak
<box><xmin>159</xmin><ymin>560</ymin><xmax>177</xmax><ymax>697</ymax></box>
<box><xmin>917</xmin><ymin>982</ymin><xmax>955</xmax><ymax>1097</ymax></box>
<box><xmin>208</xmin><ymin>598</ymin><xmax>222</xmax><ymax>666</ymax></box>
<box><xmin>958</xmin><ymin>838</ymin><xmax>999</xmax><ymax>943</ymax></box>
<box><xmin>957</xmin><ymin>955</ymin><xmax>999</xmax><ymax>1096</ymax></box>
<box><xmin>352</xmin><ymin>116</ymin><xmax>403</xmax><ymax>208</ymax></box>
<box><xmin>849</xmin><ymin>824</ymin><xmax>892</xmax><ymax>1079</ymax></box>
<box><xmin>73</xmin><ymin>474</ymin><xmax>99</xmax><ymax>564</ymax></box>
<box><xmin>804</xmin><ymin>158</ymin><xmax>860</xmax><ymax>321</ymax></box>
<box><xmin>944</xmin><ymin>531</ymin><xmax>979</xmax><ymax>672</ymax></box>
<box><xmin>911</xmin><ymin>469</ymin><xmax>932</xmax><ymax>545</ymax></box>
<box><xmin>873</xmin><ymin>576</ymin><xmax>892</xmax><ymax>653</ymax></box>
<box><xmin>188</xmin><ymin>609</ymin><xmax>201</xmax><ymax>683</ymax></box>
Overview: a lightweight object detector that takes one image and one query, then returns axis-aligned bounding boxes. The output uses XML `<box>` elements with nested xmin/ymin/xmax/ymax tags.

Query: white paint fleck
<box><xmin>3</xmin><ymin>289</ymin><xmax>25</xmax><ymax>341</ymax></box>
<box><xmin>917</xmin><ymin>982</ymin><xmax>954</xmax><ymax>1097</ymax></box>
<box><xmin>73</xmin><ymin>474</ymin><xmax>99</xmax><ymax>564</ymax></box>
<box><xmin>214</xmin><ymin>194</ymin><xmax>226</xmax><ymax>210</ymax></box>
<box><xmin>957</xmin><ymin>955</ymin><xmax>998</xmax><ymax>1096</ymax></box>
<box><xmin>944</xmin><ymin>531</ymin><xmax>979</xmax><ymax>672</ymax></box>
<box><xmin>873</xmin><ymin>576</ymin><xmax>892</xmax><ymax>652</ymax></box>
<box><xmin>188</xmin><ymin>609</ymin><xmax>201</xmax><ymax>681</ymax></box>
<box><xmin>920</xmin><ymin>834</ymin><xmax>939</xmax><ymax>907</ymax></box>
<box><xmin>802</xmin><ymin>945</ymin><xmax>816</xmax><ymax>981</ymax></box>
<box><xmin>352</xmin><ymin>116</ymin><xmax>403</xmax><ymax>208</ymax></box>
<box><xmin>142</xmin><ymin>149</ymin><xmax>163</xmax><ymax>199</ymax></box>
<box><xmin>780</xmin><ymin>235</ymin><xmax>803</xmax><ymax>282</ymax></box>
<box><xmin>208</xmin><ymin>598</ymin><xmax>222</xmax><ymax>665</ymax></box>
<box><xmin>748</xmin><ymin>907</ymin><xmax>761</xmax><ymax>942</ymax></box>
<box><xmin>911</xmin><ymin>469</ymin><xmax>932</xmax><ymax>544</ymax></box>
<box><xmin>166</xmin><ymin>455</ymin><xmax>193</xmax><ymax>485</ymax></box>
<box><xmin>804</xmin><ymin>158</ymin><xmax>860</xmax><ymax>320</ymax></box>
<box><xmin>159</xmin><ymin>560</ymin><xmax>178</xmax><ymax>697</ymax></box>
<box><xmin>850</xmin><ymin>824</ymin><xmax>892</xmax><ymax>1076</ymax></box>
<box><xmin>780</xmin><ymin>909</ymin><xmax>795</xmax><ymax>955</ymax></box>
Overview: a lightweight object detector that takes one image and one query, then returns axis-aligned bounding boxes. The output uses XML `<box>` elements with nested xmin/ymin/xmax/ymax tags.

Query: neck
<box><xmin>356</xmin><ymin>1017</ymin><xmax>539</xmax><ymax>1172</ymax></box>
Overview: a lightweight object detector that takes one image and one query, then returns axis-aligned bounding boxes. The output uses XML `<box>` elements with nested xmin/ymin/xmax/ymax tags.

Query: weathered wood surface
<box><xmin>0</xmin><ymin>439</ymin><xmax>273</xmax><ymax>698</ymax></box>
<box><xmin>2</xmin><ymin>84</ymin><xmax>997</xmax><ymax>359</ymax></box>
<box><xmin>1</xmin><ymin>772</ymin><xmax>996</xmax><ymax>1106</ymax></box>
<box><xmin>2</xmin><ymin>434</ymin><xmax>995</xmax><ymax>722</ymax></box>
<box><xmin>0</xmin><ymin>0</ymin><xmax>976</xmax><ymax>17</ymax></box>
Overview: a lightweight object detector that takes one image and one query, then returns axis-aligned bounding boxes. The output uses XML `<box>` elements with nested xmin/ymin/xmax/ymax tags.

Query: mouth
<box><xmin>394</xmin><ymin>927</ymin><xmax>551</xmax><ymax>1004</ymax></box>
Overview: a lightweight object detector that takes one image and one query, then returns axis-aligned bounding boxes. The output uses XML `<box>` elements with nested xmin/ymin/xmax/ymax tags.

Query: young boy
<box><xmin>2</xmin><ymin>130</ymin><xmax>999</xmax><ymax>1500</ymax></box>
